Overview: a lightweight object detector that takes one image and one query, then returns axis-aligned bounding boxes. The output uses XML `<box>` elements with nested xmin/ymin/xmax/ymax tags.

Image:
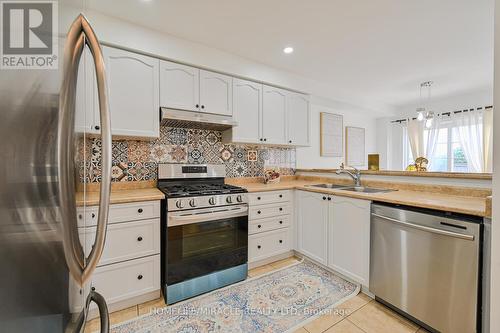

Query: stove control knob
<box><xmin>175</xmin><ymin>200</ymin><xmax>184</xmax><ymax>209</ymax></box>
<box><xmin>226</xmin><ymin>196</ymin><xmax>233</xmax><ymax>204</ymax></box>
<box><xmin>236</xmin><ymin>195</ymin><xmax>243</xmax><ymax>203</ymax></box>
<box><xmin>189</xmin><ymin>199</ymin><xmax>196</xmax><ymax>207</ymax></box>
<box><xmin>208</xmin><ymin>197</ymin><xmax>216</xmax><ymax>205</ymax></box>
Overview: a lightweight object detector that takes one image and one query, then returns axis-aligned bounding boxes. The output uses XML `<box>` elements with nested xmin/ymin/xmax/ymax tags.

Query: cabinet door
<box><xmin>262</xmin><ymin>85</ymin><xmax>287</xmax><ymax>145</ymax></box>
<box><xmin>231</xmin><ymin>78</ymin><xmax>262</xmax><ymax>143</ymax></box>
<box><xmin>104</xmin><ymin>46</ymin><xmax>159</xmax><ymax>138</ymax></box>
<box><xmin>160</xmin><ymin>60</ymin><xmax>199</xmax><ymax>112</ymax></box>
<box><xmin>296</xmin><ymin>191</ymin><xmax>329</xmax><ymax>265</ymax></box>
<box><xmin>75</xmin><ymin>48</ymin><xmax>99</xmax><ymax>134</ymax></box>
<box><xmin>329</xmin><ymin>196</ymin><xmax>371</xmax><ymax>286</ymax></box>
<box><xmin>199</xmin><ymin>70</ymin><xmax>232</xmax><ymax>116</ymax></box>
<box><xmin>287</xmin><ymin>92</ymin><xmax>310</xmax><ymax>146</ymax></box>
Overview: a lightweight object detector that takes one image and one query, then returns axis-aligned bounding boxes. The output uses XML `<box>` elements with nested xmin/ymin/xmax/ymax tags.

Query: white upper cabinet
<box><xmin>199</xmin><ymin>70</ymin><xmax>233</xmax><ymax>116</ymax></box>
<box><xmin>226</xmin><ymin>78</ymin><xmax>262</xmax><ymax>143</ymax></box>
<box><xmin>262</xmin><ymin>85</ymin><xmax>287</xmax><ymax>145</ymax></box>
<box><xmin>160</xmin><ymin>60</ymin><xmax>200</xmax><ymax>112</ymax></box>
<box><xmin>103</xmin><ymin>46</ymin><xmax>159</xmax><ymax>138</ymax></box>
<box><xmin>286</xmin><ymin>92</ymin><xmax>310</xmax><ymax>146</ymax></box>
<box><xmin>329</xmin><ymin>196</ymin><xmax>371</xmax><ymax>287</ymax></box>
<box><xmin>296</xmin><ymin>190</ymin><xmax>329</xmax><ymax>265</ymax></box>
<box><xmin>75</xmin><ymin>48</ymin><xmax>100</xmax><ymax>134</ymax></box>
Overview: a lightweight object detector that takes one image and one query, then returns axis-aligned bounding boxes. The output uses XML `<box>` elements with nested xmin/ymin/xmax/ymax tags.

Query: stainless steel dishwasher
<box><xmin>370</xmin><ymin>203</ymin><xmax>483</xmax><ymax>333</ymax></box>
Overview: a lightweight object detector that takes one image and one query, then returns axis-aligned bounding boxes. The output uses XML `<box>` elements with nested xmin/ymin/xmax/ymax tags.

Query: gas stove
<box><xmin>157</xmin><ymin>163</ymin><xmax>248</xmax><ymax>212</ymax></box>
<box><xmin>158</xmin><ymin>163</ymin><xmax>249</xmax><ymax>304</ymax></box>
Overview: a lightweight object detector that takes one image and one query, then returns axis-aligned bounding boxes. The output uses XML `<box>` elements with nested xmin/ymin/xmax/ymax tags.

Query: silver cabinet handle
<box><xmin>372</xmin><ymin>213</ymin><xmax>474</xmax><ymax>241</ymax></box>
<box><xmin>58</xmin><ymin>14</ymin><xmax>111</xmax><ymax>286</ymax></box>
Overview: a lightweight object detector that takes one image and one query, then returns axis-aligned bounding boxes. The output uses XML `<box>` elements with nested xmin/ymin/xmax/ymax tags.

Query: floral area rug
<box><xmin>111</xmin><ymin>259</ymin><xmax>359</xmax><ymax>333</ymax></box>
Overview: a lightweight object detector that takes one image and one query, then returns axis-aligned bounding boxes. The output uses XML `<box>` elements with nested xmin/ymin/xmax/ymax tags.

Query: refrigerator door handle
<box><xmin>58</xmin><ymin>14</ymin><xmax>112</xmax><ymax>286</ymax></box>
<box><xmin>72</xmin><ymin>290</ymin><xmax>110</xmax><ymax>333</ymax></box>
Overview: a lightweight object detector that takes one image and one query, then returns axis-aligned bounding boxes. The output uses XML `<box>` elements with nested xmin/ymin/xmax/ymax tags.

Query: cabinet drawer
<box><xmin>80</xmin><ymin>219</ymin><xmax>160</xmax><ymax>266</ymax></box>
<box><xmin>249</xmin><ymin>215</ymin><xmax>290</xmax><ymax>235</ymax></box>
<box><xmin>249</xmin><ymin>202</ymin><xmax>291</xmax><ymax>220</ymax></box>
<box><xmin>248</xmin><ymin>228</ymin><xmax>291</xmax><ymax>263</ymax></box>
<box><xmin>88</xmin><ymin>255</ymin><xmax>160</xmax><ymax>308</ymax></box>
<box><xmin>248</xmin><ymin>190</ymin><xmax>291</xmax><ymax>205</ymax></box>
<box><xmin>77</xmin><ymin>200</ymin><xmax>160</xmax><ymax>227</ymax></box>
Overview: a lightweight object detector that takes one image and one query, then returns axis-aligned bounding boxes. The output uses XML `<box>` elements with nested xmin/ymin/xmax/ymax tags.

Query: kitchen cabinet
<box><xmin>160</xmin><ymin>62</ymin><xmax>233</xmax><ymax>116</ymax></box>
<box><xmin>262</xmin><ymin>85</ymin><xmax>287</xmax><ymax>145</ymax></box>
<box><xmin>159</xmin><ymin>60</ymin><xmax>199</xmax><ymax>112</ymax></box>
<box><xmin>73</xmin><ymin>200</ymin><xmax>161</xmax><ymax>316</ymax></box>
<box><xmin>76</xmin><ymin>46</ymin><xmax>160</xmax><ymax>138</ymax></box>
<box><xmin>248</xmin><ymin>190</ymin><xmax>293</xmax><ymax>265</ymax></box>
<box><xmin>103</xmin><ymin>46</ymin><xmax>159</xmax><ymax>138</ymax></box>
<box><xmin>295</xmin><ymin>191</ymin><xmax>371</xmax><ymax>286</ymax></box>
<box><xmin>296</xmin><ymin>190</ymin><xmax>329</xmax><ymax>265</ymax></box>
<box><xmin>199</xmin><ymin>69</ymin><xmax>232</xmax><ymax>116</ymax></box>
<box><xmin>329</xmin><ymin>196</ymin><xmax>371</xmax><ymax>287</ymax></box>
<box><xmin>223</xmin><ymin>78</ymin><xmax>262</xmax><ymax>143</ymax></box>
<box><xmin>286</xmin><ymin>92</ymin><xmax>310</xmax><ymax>146</ymax></box>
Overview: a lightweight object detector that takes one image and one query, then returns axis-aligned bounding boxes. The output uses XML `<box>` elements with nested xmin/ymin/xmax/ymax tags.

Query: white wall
<box><xmin>296</xmin><ymin>103</ymin><xmax>378</xmax><ymax>169</ymax></box>
<box><xmin>490</xmin><ymin>0</ymin><xmax>500</xmax><ymax>331</ymax></box>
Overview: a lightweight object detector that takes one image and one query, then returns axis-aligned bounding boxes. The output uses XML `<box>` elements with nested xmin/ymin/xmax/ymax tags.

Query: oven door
<box><xmin>166</xmin><ymin>205</ymin><xmax>248</xmax><ymax>286</ymax></box>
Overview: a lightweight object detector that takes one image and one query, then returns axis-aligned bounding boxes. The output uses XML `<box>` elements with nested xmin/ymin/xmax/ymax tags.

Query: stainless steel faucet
<box><xmin>336</xmin><ymin>164</ymin><xmax>362</xmax><ymax>187</ymax></box>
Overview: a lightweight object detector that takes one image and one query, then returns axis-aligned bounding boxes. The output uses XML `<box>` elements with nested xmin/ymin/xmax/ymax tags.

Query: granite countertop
<box><xmin>76</xmin><ymin>187</ymin><xmax>164</xmax><ymax>206</ymax></box>
<box><xmin>228</xmin><ymin>178</ymin><xmax>489</xmax><ymax>217</ymax></box>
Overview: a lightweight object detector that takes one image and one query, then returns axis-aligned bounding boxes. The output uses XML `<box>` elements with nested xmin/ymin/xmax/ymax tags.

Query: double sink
<box><xmin>307</xmin><ymin>183</ymin><xmax>395</xmax><ymax>194</ymax></box>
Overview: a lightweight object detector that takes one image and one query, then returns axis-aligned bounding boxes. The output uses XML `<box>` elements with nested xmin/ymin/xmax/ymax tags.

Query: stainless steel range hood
<box><xmin>160</xmin><ymin>108</ymin><xmax>237</xmax><ymax>131</ymax></box>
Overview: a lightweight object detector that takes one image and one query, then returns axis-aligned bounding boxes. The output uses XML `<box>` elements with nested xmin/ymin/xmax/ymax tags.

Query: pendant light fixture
<box><xmin>416</xmin><ymin>81</ymin><xmax>434</xmax><ymax>128</ymax></box>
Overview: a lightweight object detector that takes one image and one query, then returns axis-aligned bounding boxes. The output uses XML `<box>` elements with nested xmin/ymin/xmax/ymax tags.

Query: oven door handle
<box><xmin>168</xmin><ymin>206</ymin><xmax>248</xmax><ymax>227</ymax></box>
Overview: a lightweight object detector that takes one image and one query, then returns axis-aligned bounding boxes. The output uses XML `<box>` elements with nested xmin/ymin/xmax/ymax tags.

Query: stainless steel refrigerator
<box><xmin>0</xmin><ymin>1</ymin><xmax>112</xmax><ymax>332</ymax></box>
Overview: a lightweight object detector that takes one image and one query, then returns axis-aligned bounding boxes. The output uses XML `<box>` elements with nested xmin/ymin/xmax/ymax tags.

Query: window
<box><xmin>404</xmin><ymin>122</ymin><xmax>470</xmax><ymax>172</ymax></box>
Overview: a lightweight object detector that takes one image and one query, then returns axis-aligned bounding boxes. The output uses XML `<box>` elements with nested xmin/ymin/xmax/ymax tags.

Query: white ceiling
<box><xmin>87</xmin><ymin>0</ymin><xmax>494</xmax><ymax>112</ymax></box>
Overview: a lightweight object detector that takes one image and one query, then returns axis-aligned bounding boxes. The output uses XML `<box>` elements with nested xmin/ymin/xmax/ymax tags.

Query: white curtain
<box><xmin>483</xmin><ymin>108</ymin><xmax>493</xmax><ymax>172</ymax></box>
<box><xmin>424</xmin><ymin>116</ymin><xmax>441</xmax><ymax>169</ymax></box>
<box><xmin>407</xmin><ymin>119</ymin><xmax>424</xmax><ymax>160</ymax></box>
<box><xmin>455</xmin><ymin>111</ymin><xmax>484</xmax><ymax>172</ymax></box>
<box><xmin>406</xmin><ymin>117</ymin><xmax>441</xmax><ymax>165</ymax></box>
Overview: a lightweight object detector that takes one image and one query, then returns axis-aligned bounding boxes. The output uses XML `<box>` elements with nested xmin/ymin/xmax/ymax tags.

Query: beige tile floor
<box><xmin>85</xmin><ymin>257</ymin><xmax>430</xmax><ymax>333</ymax></box>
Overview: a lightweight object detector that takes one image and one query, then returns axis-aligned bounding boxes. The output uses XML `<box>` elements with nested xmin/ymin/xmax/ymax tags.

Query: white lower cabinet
<box><xmin>329</xmin><ymin>196</ymin><xmax>371</xmax><ymax>287</ymax></box>
<box><xmin>296</xmin><ymin>191</ymin><xmax>329</xmax><ymax>265</ymax></box>
<box><xmin>248</xmin><ymin>190</ymin><xmax>293</xmax><ymax>264</ymax></box>
<box><xmin>249</xmin><ymin>228</ymin><xmax>291</xmax><ymax>262</ymax></box>
<box><xmin>88</xmin><ymin>254</ymin><xmax>160</xmax><ymax>309</ymax></box>
<box><xmin>296</xmin><ymin>190</ymin><xmax>371</xmax><ymax>287</ymax></box>
<box><xmin>75</xmin><ymin>200</ymin><xmax>161</xmax><ymax>315</ymax></box>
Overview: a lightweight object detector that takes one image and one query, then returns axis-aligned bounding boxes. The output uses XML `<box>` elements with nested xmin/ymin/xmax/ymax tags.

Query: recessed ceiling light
<box><xmin>283</xmin><ymin>47</ymin><xmax>294</xmax><ymax>54</ymax></box>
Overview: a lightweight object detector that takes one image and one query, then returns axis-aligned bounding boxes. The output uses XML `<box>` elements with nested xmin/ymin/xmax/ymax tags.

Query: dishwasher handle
<box><xmin>372</xmin><ymin>213</ymin><xmax>475</xmax><ymax>241</ymax></box>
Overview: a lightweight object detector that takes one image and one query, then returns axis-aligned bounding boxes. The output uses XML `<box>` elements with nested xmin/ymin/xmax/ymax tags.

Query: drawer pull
<box><xmin>257</xmin><ymin>210</ymin><xmax>261</xmax><ymax>214</ymax></box>
<box><xmin>91</xmin><ymin>287</ymin><xmax>95</xmax><ymax>291</ymax></box>
<box><xmin>279</xmin><ymin>194</ymin><xmax>283</xmax><ymax>198</ymax></box>
<box><xmin>279</xmin><ymin>207</ymin><xmax>283</xmax><ymax>211</ymax></box>
<box><xmin>257</xmin><ymin>197</ymin><xmax>261</xmax><ymax>200</ymax></box>
<box><xmin>137</xmin><ymin>236</ymin><xmax>143</xmax><ymax>242</ymax></box>
<box><xmin>138</xmin><ymin>208</ymin><xmax>143</xmax><ymax>213</ymax></box>
<box><xmin>91</xmin><ymin>213</ymin><xmax>96</xmax><ymax>218</ymax></box>
<box><xmin>279</xmin><ymin>221</ymin><xmax>283</xmax><ymax>224</ymax></box>
<box><xmin>279</xmin><ymin>240</ymin><xmax>283</xmax><ymax>244</ymax></box>
<box><xmin>323</xmin><ymin>196</ymin><xmax>326</xmax><ymax>200</ymax></box>
<box><xmin>328</xmin><ymin>197</ymin><xmax>331</xmax><ymax>201</ymax></box>
<box><xmin>78</xmin><ymin>214</ymin><xmax>83</xmax><ymax>219</ymax></box>
<box><xmin>258</xmin><ymin>225</ymin><xmax>262</xmax><ymax>228</ymax></box>
<box><xmin>257</xmin><ymin>245</ymin><xmax>261</xmax><ymax>249</ymax></box>
<box><xmin>137</xmin><ymin>274</ymin><xmax>143</xmax><ymax>280</ymax></box>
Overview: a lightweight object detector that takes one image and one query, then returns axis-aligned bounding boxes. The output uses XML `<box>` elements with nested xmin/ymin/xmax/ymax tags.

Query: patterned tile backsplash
<box><xmin>78</xmin><ymin>126</ymin><xmax>296</xmax><ymax>183</ymax></box>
